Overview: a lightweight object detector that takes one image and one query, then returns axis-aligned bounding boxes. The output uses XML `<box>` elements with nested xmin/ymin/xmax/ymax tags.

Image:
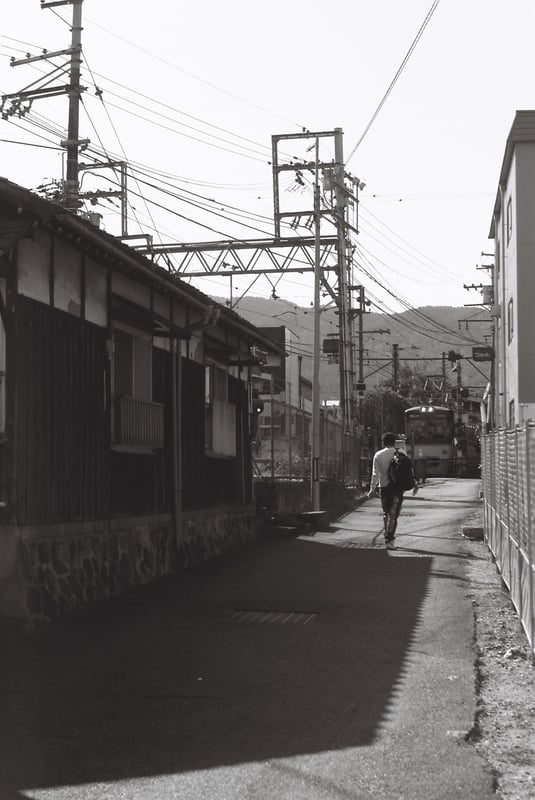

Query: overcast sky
<box><xmin>1</xmin><ymin>0</ymin><xmax>533</xmax><ymax>315</ymax></box>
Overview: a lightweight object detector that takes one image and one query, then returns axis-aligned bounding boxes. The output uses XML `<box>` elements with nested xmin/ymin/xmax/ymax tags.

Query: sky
<box><xmin>1</xmin><ymin>0</ymin><xmax>534</xmax><ymax>316</ymax></box>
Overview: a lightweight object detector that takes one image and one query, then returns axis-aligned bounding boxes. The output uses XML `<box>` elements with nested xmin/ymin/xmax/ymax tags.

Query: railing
<box><xmin>481</xmin><ymin>422</ymin><xmax>535</xmax><ymax>658</ymax></box>
<box><xmin>114</xmin><ymin>395</ymin><xmax>165</xmax><ymax>449</ymax></box>
<box><xmin>253</xmin><ymin>398</ymin><xmax>360</xmax><ymax>486</ymax></box>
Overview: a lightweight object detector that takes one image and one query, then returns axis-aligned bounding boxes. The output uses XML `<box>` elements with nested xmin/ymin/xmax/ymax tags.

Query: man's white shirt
<box><xmin>369</xmin><ymin>446</ymin><xmax>396</xmax><ymax>492</ymax></box>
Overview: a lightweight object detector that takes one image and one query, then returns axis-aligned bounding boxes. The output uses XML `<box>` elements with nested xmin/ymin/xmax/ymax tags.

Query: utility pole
<box><xmin>358</xmin><ymin>287</ymin><xmax>365</xmax><ymax>394</ymax></box>
<box><xmin>63</xmin><ymin>0</ymin><xmax>84</xmax><ymax>209</ymax></box>
<box><xmin>456</xmin><ymin>359</ymin><xmax>463</xmax><ymax>427</ymax></box>
<box><xmin>349</xmin><ymin>284</ymin><xmax>367</xmax><ymax>429</ymax></box>
<box><xmin>334</xmin><ymin>128</ymin><xmax>353</xmax><ymax>439</ymax></box>
<box><xmin>268</xmin><ymin>127</ymin><xmax>356</xmax><ymax>493</ymax></box>
<box><xmin>3</xmin><ymin>0</ymin><xmax>87</xmax><ymax>209</ymax></box>
<box><xmin>311</xmin><ymin>137</ymin><xmax>321</xmax><ymax>511</ymax></box>
<box><xmin>392</xmin><ymin>344</ymin><xmax>399</xmax><ymax>392</ymax></box>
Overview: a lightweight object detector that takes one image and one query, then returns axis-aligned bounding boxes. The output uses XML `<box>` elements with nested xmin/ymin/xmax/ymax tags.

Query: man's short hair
<box><xmin>382</xmin><ymin>432</ymin><xmax>397</xmax><ymax>447</ymax></box>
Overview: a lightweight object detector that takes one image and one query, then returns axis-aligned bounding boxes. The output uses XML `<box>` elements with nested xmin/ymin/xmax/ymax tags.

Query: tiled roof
<box><xmin>0</xmin><ymin>177</ymin><xmax>284</xmax><ymax>355</ymax></box>
<box><xmin>0</xmin><ymin>220</ymin><xmax>34</xmax><ymax>257</ymax></box>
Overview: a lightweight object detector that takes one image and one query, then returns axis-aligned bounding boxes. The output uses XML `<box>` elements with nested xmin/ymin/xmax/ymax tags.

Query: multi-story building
<box><xmin>489</xmin><ymin>110</ymin><xmax>535</xmax><ymax>427</ymax></box>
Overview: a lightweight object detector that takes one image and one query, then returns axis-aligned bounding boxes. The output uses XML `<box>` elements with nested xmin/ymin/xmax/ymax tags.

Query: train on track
<box><xmin>401</xmin><ymin>404</ymin><xmax>480</xmax><ymax>479</ymax></box>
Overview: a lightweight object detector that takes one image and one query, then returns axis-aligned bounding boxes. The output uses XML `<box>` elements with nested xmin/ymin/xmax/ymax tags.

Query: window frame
<box><xmin>204</xmin><ymin>362</ymin><xmax>236</xmax><ymax>458</ymax></box>
<box><xmin>112</xmin><ymin>322</ymin><xmax>153</xmax><ymax>402</ymax></box>
<box><xmin>506</xmin><ymin>196</ymin><xmax>513</xmax><ymax>244</ymax></box>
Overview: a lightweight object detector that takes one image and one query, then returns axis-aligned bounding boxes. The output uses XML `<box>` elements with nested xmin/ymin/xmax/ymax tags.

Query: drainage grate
<box><xmin>313</xmin><ymin>537</ymin><xmax>384</xmax><ymax>549</ymax></box>
<box><xmin>227</xmin><ymin>610</ymin><xmax>318</xmax><ymax>625</ymax></box>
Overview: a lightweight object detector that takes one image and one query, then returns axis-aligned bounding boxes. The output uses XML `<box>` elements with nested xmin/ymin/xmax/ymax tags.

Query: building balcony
<box><xmin>114</xmin><ymin>395</ymin><xmax>165</xmax><ymax>450</ymax></box>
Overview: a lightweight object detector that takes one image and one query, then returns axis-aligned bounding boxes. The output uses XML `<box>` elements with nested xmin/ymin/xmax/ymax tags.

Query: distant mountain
<box><xmin>211</xmin><ymin>296</ymin><xmax>493</xmax><ymax>399</ymax></box>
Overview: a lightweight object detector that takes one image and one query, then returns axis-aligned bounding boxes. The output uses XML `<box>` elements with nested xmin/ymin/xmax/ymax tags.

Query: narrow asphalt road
<box><xmin>0</xmin><ymin>478</ymin><xmax>497</xmax><ymax>800</ymax></box>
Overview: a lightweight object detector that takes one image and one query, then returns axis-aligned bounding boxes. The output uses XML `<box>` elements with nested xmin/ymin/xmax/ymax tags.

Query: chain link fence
<box><xmin>252</xmin><ymin>398</ymin><xmax>360</xmax><ymax>486</ymax></box>
<box><xmin>481</xmin><ymin>423</ymin><xmax>535</xmax><ymax>658</ymax></box>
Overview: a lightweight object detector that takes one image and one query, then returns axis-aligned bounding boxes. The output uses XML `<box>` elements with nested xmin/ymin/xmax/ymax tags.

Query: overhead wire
<box><xmin>352</xmin><ymin>243</ymin><xmax>485</xmax><ymax>346</ymax></box>
<box><xmin>83</xmin><ymin>15</ymin><xmax>307</xmax><ymax>131</ymax></box>
<box><xmin>350</xmin><ymin>232</ymin><xmax>480</xmax><ymax>340</ymax></box>
<box><xmin>87</xmin><ymin>70</ymin><xmax>274</xmax><ymax>157</ymax></box>
<box><xmin>347</xmin><ymin>0</ymin><xmax>441</xmax><ymax>162</ymax></box>
<box><xmin>82</xmin><ymin>54</ymin><xmax>156</xmax><ymax>235</ymax></box>
<box><xmin>357</xmin><ymin>202</ymin><xmax>458</xmax><ymax>286</ymax></box>
<box><xmin>2</xmin><ymin>17</ymin><xmax>479</xmax><ymax>327</ymax></box>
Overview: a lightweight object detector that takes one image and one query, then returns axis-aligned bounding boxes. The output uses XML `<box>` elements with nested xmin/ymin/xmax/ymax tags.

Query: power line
<box><xmin>83</xmin><ymin>15</ymin><xmax>307</xmax><ymax>131</ymax></box>
<box><xmin>347</xmin><ymin>0</ymin><xmax>441</xmax><ymax>161</ymax></box>
<box><xmin>0</xmin><ymin>136</ymin><xmax>61</xmax><ymax>150</ymax></box>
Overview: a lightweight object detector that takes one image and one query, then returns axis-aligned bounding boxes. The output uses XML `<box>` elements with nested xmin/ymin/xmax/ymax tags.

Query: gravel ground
<box><xmin>462</xmin><ymin>512</ymin><xmax>535</xmax><ymax>800</ymax></box>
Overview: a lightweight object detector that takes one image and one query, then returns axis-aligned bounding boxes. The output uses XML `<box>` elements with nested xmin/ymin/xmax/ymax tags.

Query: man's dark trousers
<box><xmin>380</xmin><ymin>485</ymin><xmax>404</xmax><ymax>541</ymax></box>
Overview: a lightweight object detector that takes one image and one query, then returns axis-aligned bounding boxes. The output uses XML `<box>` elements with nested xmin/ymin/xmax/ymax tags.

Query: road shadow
<box><xmin>1</xmin><ymin>537</ymin><xmax>432</xmax><ymax>795</ymax></box>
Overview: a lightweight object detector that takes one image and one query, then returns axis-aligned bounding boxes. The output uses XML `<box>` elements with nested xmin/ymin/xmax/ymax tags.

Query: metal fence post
<box><xmin>525</xmin><ymin>421</ymin><xmax>534</xmax><ymax>659</ymax></box>
<box><xmin>515</xmin><ymin>427</ymin><xmax>523</xmax><ymax>619</ymax></box>
<box><xmin>270</xmin><ymin>380</ymin><xmax>275</xmax><ymax>481</ymax></box>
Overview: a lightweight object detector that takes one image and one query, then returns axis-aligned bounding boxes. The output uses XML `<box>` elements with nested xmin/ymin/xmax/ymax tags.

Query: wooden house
<box><xmin>0</xmin><ymin>177</ymin><xmax>282</xmax><ymax>622</ymax></box>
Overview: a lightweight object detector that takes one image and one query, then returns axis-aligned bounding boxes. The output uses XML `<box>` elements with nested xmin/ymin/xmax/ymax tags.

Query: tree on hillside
<box><xmin>361</xmin><ymin>388</ymin><xmax>410</xmax><ymax>439</ymax></box>
<box><xmin>396</xmin><ymin>364</ymin><xmax>449</xmax><ymax>404</ymax></box>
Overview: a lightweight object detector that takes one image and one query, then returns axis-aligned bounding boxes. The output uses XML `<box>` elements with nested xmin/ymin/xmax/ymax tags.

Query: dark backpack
<box><xmin>387</xmin><ymin>448</ymin><xmax>416</xmax><ymax>492</ymax></box>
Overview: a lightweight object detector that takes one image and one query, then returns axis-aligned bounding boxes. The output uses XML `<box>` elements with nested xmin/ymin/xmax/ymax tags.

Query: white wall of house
<box><xmin>492</xmin><ymin>115</ymin><xmax>535</xmax><ymax>427</ymax></box>
<box><xmin>515</xmin><ymin>144</ymin><xmax>535</xmax><ymax>413</ymax></box>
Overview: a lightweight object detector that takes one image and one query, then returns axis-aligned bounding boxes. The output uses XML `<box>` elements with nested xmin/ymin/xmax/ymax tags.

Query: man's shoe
<box><xmin>385</xmin><ymin>539</ymin><xmax>395</xmax><ymax>549</ymax></box>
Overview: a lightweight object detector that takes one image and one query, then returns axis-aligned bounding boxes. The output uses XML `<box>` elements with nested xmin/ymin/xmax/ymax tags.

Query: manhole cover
<box><xmin>227</xmin><ymin>610</ymin><xmax>318</xmax><ymax>625</ymax></box>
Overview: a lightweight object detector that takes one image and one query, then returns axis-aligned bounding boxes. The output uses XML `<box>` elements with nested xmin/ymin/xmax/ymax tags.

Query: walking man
<box><xmin>367</xmin><ymin>432</ymin><xmax>418</xmax><ymax>548</ymax></box>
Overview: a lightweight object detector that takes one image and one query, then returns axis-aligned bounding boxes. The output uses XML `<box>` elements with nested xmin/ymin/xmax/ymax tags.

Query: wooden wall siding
<box><xmin>110</xmin><ymin>347</ymin><xmax>171</xmax><ymax>518</ymax></box>
<box><xmin>16</xmin><ymin>296</ymin><xmax>108</xmax><ymax>525</ymax></box>
<box><xmin>152</xmin><ymin>346</ymin><xmax>172</xmax><ymax>512</ymax></box>
<box><xmin>14</xmin><ymin>297</ymin><xmax>252</xmax><ymax>522</ymax></box>
<box><xmin>0</xmin><ymin>442</ymin><xmax>7</xmax><ymax>510</ymax></box>
<box><xmin>180</xmin><ymin>357</ymin><xmax>205</xmax><ymax>510</ymax></box>
<box><xmin>229</xmin><ymin>374</ymin><xmax>252</xmax><ymax>505</ymax></box>
<box><xmin>110</xmin><ymin>450</ymin><xmax>167</xmax><ymax>517</ymax></box>
<box><xmin>180</xmin><ymin>360</ymin><xmax>252</xmax><ymax>510</ymax></box>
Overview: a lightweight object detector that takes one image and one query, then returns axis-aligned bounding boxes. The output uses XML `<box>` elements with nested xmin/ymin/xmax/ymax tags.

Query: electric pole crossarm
<box><xmin>79</xmin><ymin>190</ymin><xmax>122</xmax><ymax>200</ymax></box>
<box><xmin>275</xmin><ymin>162</ymin><xmax>335</xmax><ymax>173</ymax></box>
<box><xmin>273</xmin><ymin>130</ymin><xmax>338</xmax><ymax>142</ymax></box>
<box><xmin>3</xmin><ymin>86</ymin><xmax>71</xmax><ymax>101</ymax></box>
<box><xmin>41</xmin><ymin>0</ymin><xmax>82</xmax><ymax>7</ymax></box>
<box><xmin>10</xmin><ymin>48</ymin><xmax>77</xmax><ymax>67</ymax></box>
<box><xmin>277</xmin><ymin>210</ymin><xmax>334</xmax><ymax>221</ymax></box>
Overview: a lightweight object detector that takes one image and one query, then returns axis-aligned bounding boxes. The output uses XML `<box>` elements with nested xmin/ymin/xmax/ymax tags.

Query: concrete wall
<box><xmin>0</xmin><ymin>507</ymin><xmax>258</xmax><ymax>624</ymax></box>
<box><xmin>254</xmin><ymin>479</ymin><xmax>350</xmax><ymax>517</ymax></box>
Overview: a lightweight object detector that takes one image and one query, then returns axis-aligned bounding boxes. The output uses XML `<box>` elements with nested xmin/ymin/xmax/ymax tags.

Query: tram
<box><xmin>404</xmin><ymin>405</ymin><xmax>455</xmax><ymax>478</ymax></box>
